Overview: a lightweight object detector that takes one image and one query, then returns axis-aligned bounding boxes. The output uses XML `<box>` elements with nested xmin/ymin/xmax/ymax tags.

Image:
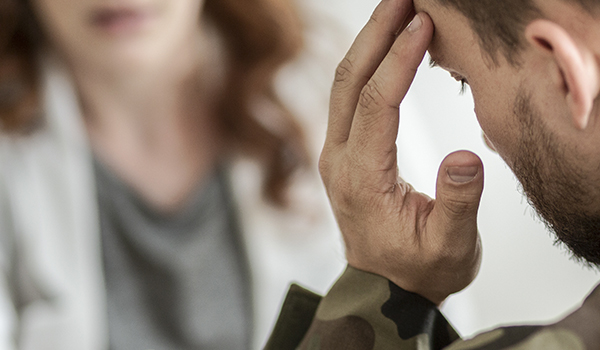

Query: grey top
<box><xmin>94</xmin><ymin>160</ymin><xmax>252</xmax><ymax>350</ymax></box>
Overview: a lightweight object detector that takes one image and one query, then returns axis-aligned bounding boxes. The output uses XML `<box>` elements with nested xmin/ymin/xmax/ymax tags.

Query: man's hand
<box><xmin>320</xmin><ymin>0</ymin><xmax>484</xmax><ymax>305</ymax></box>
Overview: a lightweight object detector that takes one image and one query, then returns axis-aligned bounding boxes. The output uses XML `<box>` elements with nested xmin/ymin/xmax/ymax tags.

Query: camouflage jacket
<box><xmin>265</xmin><ymin>266</ymin><xmax>600</xmax><ymax>350</ymax></box>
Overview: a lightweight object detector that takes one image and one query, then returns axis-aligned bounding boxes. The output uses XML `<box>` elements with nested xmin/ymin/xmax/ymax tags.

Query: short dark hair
<box><xmin>436</xmin><ymin>0</ymin><xmax>598</xmax><ymax>66</ymax></box>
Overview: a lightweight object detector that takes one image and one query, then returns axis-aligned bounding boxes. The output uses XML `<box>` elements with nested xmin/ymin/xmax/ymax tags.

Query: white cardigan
<box><xmin>0</xmin><ymin>61</ymin><xmax>345</xmax><ymax>350</ymax></box>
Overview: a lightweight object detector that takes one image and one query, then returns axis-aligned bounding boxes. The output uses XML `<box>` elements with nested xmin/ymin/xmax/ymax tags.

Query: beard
<box><xmin>510</xmin><ymin>90</ymin><xmax>600</xmax><ymax>268</ymax></box>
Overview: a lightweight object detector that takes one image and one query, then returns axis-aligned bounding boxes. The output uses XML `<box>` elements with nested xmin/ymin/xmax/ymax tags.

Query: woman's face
<box><xmin>31</xmin><ymin>0</ymin><xmax>205</xmax><ymax>71</ymax></box>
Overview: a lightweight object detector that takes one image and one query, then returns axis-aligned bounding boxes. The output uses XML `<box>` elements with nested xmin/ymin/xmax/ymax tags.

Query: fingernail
<box><xmin>447</xmin><ymin>166</ymin><xmax>478</xmax><ymax>184</ymax></box>
<box><xmin>407</xmin><ymin>14</ymin><xmax>423</xmax><ymax>33</ymax></box>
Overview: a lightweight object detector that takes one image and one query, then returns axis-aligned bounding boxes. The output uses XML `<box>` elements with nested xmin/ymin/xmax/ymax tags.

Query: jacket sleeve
<box><xmin>265</xmin><ymin>266</ymin><xmax>590</xmax><ymax>350</ymax></box>
<box><xmin>265</xmin><ymin>265</ymin><xmax>459</xmax><ymax>350</ymax></box>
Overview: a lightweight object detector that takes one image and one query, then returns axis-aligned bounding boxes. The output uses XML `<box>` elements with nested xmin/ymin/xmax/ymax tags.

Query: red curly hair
<box><xmin>0</xmin><ymin>0</ymin><xmax>309</xmax><ymax>206</ymax></box>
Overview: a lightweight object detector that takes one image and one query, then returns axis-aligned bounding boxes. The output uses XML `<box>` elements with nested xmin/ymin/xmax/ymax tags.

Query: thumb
<box><xmin>429</xmin><ymin>150</ymin><xmax>484</xmax><ymax>244</ymax></box>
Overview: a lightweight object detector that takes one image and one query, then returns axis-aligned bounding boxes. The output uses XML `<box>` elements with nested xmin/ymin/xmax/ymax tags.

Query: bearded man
<box><xmin>266</xmin><ymin>0</ymin><xmax>600</xmax><ymax>349</ymax></box>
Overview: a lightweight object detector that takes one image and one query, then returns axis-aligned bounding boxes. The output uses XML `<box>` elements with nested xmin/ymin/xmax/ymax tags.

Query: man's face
<box><xmin>414</xmin><ymin>0</ymin><xmax>600</xmax><ymax>266</ymax></box>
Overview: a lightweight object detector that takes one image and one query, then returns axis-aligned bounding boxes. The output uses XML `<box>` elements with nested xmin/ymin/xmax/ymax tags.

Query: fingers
<box><xmin>347</xmin><ymin>13</ymin><xmax>433</xmax><ymax>162</ymax></box>
<box><xmin>428</xmin><ymin>151</ymin><xmax>484</xmax><ymax>248</ymax></box>
<box><xmin>326</xmin><ymin>0</ymin><xmax>417</xmax><ymax>146</ymax></box>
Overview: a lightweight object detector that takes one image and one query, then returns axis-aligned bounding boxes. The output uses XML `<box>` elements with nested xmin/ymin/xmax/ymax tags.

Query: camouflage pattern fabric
<box><xmin>265</xmin><ymin>266</ymin><xmax>600</xmax><ymax>350</ymax></box>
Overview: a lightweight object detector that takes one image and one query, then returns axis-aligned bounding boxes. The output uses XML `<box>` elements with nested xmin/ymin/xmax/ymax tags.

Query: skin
<box><xmin>419</xmin><ymin>0</ymin><xmax>600</xmax><ymax>264</ymax></box>
<box><xmin>320</xmin><ymin>0</ymin><xmax>600</xmax><ymax>305</ymax></box>
<box><xmin>320</xmin><ymin>1</ymin><xmax>482</xmax><ymax>305</ymax></box>
<box><xmin>31</xmin><ymin>0</ymin><xmax>223</xmax><ymax>212</ymax></box>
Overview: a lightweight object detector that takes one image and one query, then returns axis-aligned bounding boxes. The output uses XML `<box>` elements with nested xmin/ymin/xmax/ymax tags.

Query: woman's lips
<box><xmin>91</xmin><ymin>7</ymin><xmax>154</xmax><ymax>35</ymax></box>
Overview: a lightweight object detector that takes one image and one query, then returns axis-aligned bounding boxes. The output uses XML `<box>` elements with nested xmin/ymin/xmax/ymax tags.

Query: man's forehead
<box><xmin>413</xmin><ymin>0</ymin><xmax>432</xmax><ymax>12</ymax></box>
<box><xmin>412</xmin><ymin>0</ymin><xmax>479</xmax><ymax>72</ymax></box>
<box><xmin>414</xmin><ymin>0</ymin><xmax>439</xmax><ymax>14</ymax></box>
<box><xmin>412</xmin><ymin>0</ymin><xmax>452</xmax><ymax>69</ymax></box>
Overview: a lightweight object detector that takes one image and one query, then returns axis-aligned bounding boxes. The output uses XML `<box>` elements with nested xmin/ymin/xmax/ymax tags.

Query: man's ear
<box><xmin>525</xmin><ymin>19</ymin><xmax>599</xmax><ymax>130</ymax></box>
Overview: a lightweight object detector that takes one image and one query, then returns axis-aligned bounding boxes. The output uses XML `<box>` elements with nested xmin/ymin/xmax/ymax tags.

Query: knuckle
<box><xmin>328</xmin><ymin>160</ymin><xmax>366</xmax><ymax>208</ymax></box>
<box><xmin>367</xmin><ymin>8</ymin><xmax>384</xmax><ymax>27</ymax></box>
<box><xmin>358</xmin><ymin>80</ymin><xmax>385</xmax><ymax>113</ymax></box>
<box><xmin>318</xmin><ymin>153</ymin><xmax>332</xmax><ymax>182</ymax></box>
<box><xmin>424</xmin><ymin>222</ymin><xmax>479</xmax><ymax>265</ymax></box>
<box><xmin>334</xmin><ymin>56</ymin><xmax>355</xmax><ymax>86</ymax></box>
<box><xmin>442</xmin><ymin>196</ymin><xmax>477</xmax><ymax>218</ymax></box>
<box><xmin>332</xmin><ymin>174</ymin><xmax>356</xmax><ymax>207</ymax></box>
<box><xmin>389</xmin><ymin>47</ymin><xmax>418</xmax><ymax>74</ymax></box>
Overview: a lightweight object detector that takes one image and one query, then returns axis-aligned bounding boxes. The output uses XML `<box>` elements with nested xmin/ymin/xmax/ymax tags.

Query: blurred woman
<box><xmin>0</xmin><ymin>0</ymin><xmax>344</xmax><ymax>349</ymax></box>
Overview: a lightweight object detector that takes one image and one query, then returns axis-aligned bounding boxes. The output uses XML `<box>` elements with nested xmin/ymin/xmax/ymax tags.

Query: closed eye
<box><xmin>429</xmin><ymin>57</ymin><xmax>470</xmax><ymax>95</ymax></box>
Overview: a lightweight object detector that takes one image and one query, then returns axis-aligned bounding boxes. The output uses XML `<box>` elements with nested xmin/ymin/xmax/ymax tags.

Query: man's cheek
<box><xmin>473</xmin><ymin>106</ymin><xmax>512</xmax><ymax>159</ymax></box>
<box><xmin>472</xmin><ymin>103</ymin><xmax>496</xmax><ymax>148</ymax></box>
